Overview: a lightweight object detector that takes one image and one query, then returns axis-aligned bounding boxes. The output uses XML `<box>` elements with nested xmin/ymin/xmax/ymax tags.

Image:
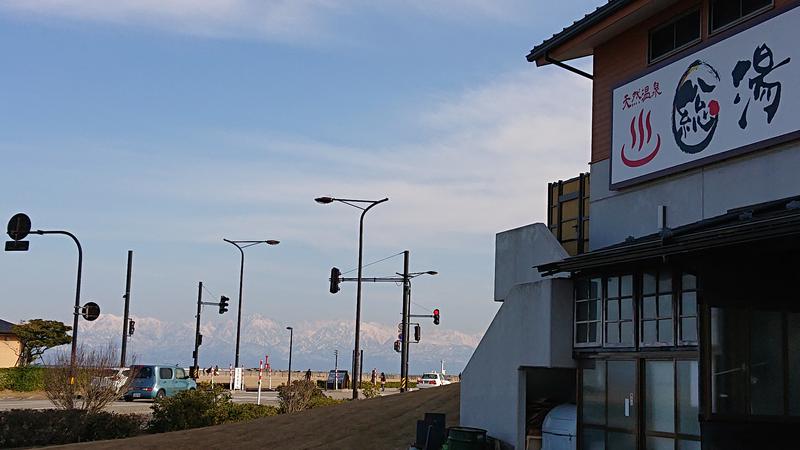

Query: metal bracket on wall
<box><xmin>545</xmin><ymin>55</ymin><xmax>593</xmax><ymax>80</ymax></box>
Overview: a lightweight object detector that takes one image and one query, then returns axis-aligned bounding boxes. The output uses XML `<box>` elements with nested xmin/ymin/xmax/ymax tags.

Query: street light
<box><xmin>6</xmin><ymin>214</ymin><xmax>84</xmax><ymax>386</ymax></box>
<box><xmin>400</xmin><ymin>260</ymin><xmax>438</xmax><ymax>393</ymax></box>
<box><xmin>223</xmin><ymin>239</ymin><xmax>279</xmax><ymax>369</ymax></box>
<box><xmin>315</xmin><ymin>196</ymin><xmax>388</xmax><ymax>400</ymax></box>
<box><xmin>286</xmin><ymin>326</ymin><xmax>293</xmax><ymax>386</ymax></box>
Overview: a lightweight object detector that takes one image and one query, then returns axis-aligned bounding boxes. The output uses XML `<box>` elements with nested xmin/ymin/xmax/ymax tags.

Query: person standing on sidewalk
<box><xmin>371</xmin><ymin>368</ymin><xmax>377</xmax><ymax>385</ymax></box>
<box><xmin>380</xmin><ymin>372</ymin><xmax>386</xmax><ymax>392</ymax></box>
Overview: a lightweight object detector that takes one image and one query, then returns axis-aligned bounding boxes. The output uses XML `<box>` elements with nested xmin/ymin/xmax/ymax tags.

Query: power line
<box><xmin>201</xmin><ymin>284</ymin><xmax>218</xmax><ymax>300</ymax></box>
<box><xmin>340</xmin><ymin>251</ymin><xmax>405</xmax><ymax>275</ymax></box>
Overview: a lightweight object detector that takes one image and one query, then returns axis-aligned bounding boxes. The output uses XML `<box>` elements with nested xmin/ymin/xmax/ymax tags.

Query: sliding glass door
<box><xmin>580</xmin><ymin>358</ymin><xmax>700</xmax><ymax>449</ymax></box>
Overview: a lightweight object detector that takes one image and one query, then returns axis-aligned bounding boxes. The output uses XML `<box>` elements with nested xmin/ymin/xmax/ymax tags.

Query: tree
<box><xmin>12</xmin><ymin>319</ymin><xmax>72</xmax><ymax>366</ymax></box>
<box><xmin>44</xmin><ymin>344</ymin><xmax>134</xmax><ymax>413</ymax></box>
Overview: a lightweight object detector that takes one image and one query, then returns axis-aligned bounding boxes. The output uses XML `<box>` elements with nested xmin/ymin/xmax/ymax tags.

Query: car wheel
<box><xmin>155</xmin><ymin>389</ymin><xmax>166</xmax><ymax>399</ymax></box>
<box><xmin>124</xmin><ymin>396</ymin><xmax>133</xmax><ymax>402</ymax></box>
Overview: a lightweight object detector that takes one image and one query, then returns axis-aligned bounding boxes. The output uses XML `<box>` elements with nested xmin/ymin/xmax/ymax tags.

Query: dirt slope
<box><xmin>56</xmin><ymin>384</ymin><xmax>459</xmax><ymax>450</ymax></box>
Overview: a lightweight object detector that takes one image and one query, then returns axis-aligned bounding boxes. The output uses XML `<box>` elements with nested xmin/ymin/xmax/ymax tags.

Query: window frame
<box><xmin>648</xmin><ymin>8</ymin><xmax>702</xmax><ymax>64</ymax></box>
<box><xmin>640</xmin><ymin>270</ymin><xmax>676</xmax><ymax>348</ymax></box>
<box><xmin>709</xmin><ymin>0</ymin><xmax>774</xmax><ymax>36</ymax></box>
<box><xmin>575</xmin><ymin>278</ymin><xmax>603</xmax><ymax>348</ymax></box>
<box><xmin>678</xmin><ymin>274</ymin><xmax>699</xmax><ymax>346</ymax></box>
<box><xmin>159</xmin><ymin>367</ymin><xmax>173</xmax><ymax>380</ymax></box>
<box><xmin>604</xmin><ymin>274</ymin><xmax>636</xmax><ymax>348</ymax></box>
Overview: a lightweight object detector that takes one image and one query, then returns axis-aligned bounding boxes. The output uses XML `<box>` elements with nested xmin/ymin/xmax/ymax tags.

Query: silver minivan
<box><xmin>124</xmin><ymin>364</ymin><xmax>196</xmax><ymax>401</ymax></box>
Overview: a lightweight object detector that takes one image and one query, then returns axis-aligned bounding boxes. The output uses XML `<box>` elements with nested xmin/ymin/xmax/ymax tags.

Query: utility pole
<box><xmin>400</xmin><ymin>250</ymin><xmax>411</xmax><ymax>392</ymax></box>
<box><xmin>120</xmin><ymin>250</ymin><xmax>133</xmax><ymax>367</ymax></box>
<box><xmin>193</xmin><ymin>282</ymin><xmax>203</xmax><ymax>376</ymax></box>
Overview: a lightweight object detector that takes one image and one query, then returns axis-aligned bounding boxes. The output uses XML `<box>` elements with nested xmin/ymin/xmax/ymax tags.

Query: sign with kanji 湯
<box><xmin>611</xmin><ymin>6</ymin><xmax>798</xmax><ymax>187</ymax></box>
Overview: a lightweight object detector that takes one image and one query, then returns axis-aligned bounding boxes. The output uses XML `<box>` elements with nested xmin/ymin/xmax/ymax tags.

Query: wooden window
<box><xmin>649</xmin><ymin>9</ymin><xmax>701</xmax><ymax>63</ymax></box>
<box><xmin>710</xmin><ymin>0</ymin><xmax>773</xmax><ymax>33</ymax></box>
<box><xmin>605</xmin><ymin>275</ymin><xmax>635</xmax><ymax>347</ymax></box>
<box><xmin>641</xmin><ymin>270</ymin><xmax>674</xmax><ymax>347</ymax></box>
<box><xmin>678</xmin><ymin>274</ymin><xmax>698</xmax><ymax>345</ymax></box>
<box><xmin>575</xmin><ymin>278</ymin><xmax>602</xmax><ymax>347</ymax></box>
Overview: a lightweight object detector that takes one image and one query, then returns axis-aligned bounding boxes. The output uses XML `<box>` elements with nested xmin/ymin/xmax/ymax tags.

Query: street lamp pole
<box><xmin>32</xmin><ymin>230</ymin><xmax>82</xmax><ymax>384</ymax></box>
<box><xmin>223</xmin><ymin>239</ymin><xmax>279</xmax><ymax>369</ymax></box>
<box><xmin>315</xmin><ymin>196</ymin><xmax>388</xmax><ymax>400</ymax></box>
<box><xmin>286</xmin><ymin>326</ymin><xmax>293</xmax><ymax>386</ymax></box>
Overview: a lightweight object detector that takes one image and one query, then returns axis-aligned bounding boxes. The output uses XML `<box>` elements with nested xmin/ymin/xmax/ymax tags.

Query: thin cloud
<box><xmin>0</xmin><ymin>0</ymin><xmax>539</xmax><ymax>42</ymax></box>
<box><xmin>42</xmin><ymin>67</ymin><xmax>591</xmax><ymax>252</ymax></box>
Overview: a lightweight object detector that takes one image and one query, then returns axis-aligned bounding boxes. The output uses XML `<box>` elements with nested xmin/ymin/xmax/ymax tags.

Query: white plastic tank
<box><xmin>541</xmin><ymin>404</ymin><xmax>576</xmax><ymax>450</ymax></box>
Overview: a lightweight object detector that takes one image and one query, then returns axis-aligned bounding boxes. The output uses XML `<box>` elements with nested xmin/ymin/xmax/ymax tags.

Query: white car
<box><xmin>90</xmin><ymin>367</ymin><xmax>131</xmax><ymax>394</ymax></box>
<box><xmin>416</xmin><ymin>372</ymin><xmax>451</xmax><ymax>389</ymax></box>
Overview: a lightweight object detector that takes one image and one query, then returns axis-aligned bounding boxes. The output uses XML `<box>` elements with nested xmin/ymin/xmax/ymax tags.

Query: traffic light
<box><xmin>433</xmin><ymin>309</ymin><xmax>440</xmax><ymax>325</ymax></box>
<box><xmin>393</xmin><ymin>340</ymin><xmax>401</xmax><ymax>353</ymax></box>
<box><xmin>219</xmin><ymin>296</ymin><xmax>229</xmax><ymax>314</ymax></box>
<box><xmin>329</xmin><ymin>267</ymin><xmax>341</xmax><ymax>294</ymax></box>
<box><xmin>198</xmin><ymin>334</ymin><xmax>203</xmax><ymax>346</ymax></box>
<box><xmin>414</xmin><ymin>324</ymin><xmax>421</xmax><ymax>342</ymax></box>
<box><xmin>128</xmin><ymin>319</ymin><xmax>135</xmax><ymax>336</ymax></box>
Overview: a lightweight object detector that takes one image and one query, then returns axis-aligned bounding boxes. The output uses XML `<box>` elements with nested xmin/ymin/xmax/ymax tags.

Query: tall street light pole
<box><xmin>315</xmin><ymin>196</ymin><xmax>388</xmax><ymax>400</ymax></box>
<box><xmin>224</xmin><ymin>239</ymin><xmax>279</xmax><ymax>369</ymax></box>
<box><xmin>286</xmin><ymin>326</ymin><xmax>293</xmax><ymax>386</ymax></box>
<box><xmin>32</xmin><ymin>229</ymin><xmax>83</xmax><ymax>385</ymax></box>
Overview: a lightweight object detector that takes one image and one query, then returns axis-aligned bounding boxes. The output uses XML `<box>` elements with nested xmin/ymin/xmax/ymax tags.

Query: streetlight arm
<box><xmin>32</xmin><ymin>229</ymin><xmax>82</xmax><ymax>383</ymax></box>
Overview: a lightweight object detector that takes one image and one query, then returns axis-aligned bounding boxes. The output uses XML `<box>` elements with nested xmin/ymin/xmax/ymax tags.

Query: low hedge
<box><xmin>0</xmin><ymin>409</ymin><xmax>145</xmax><ymax>447</ymax></box>
<box><xmin>149</xmin><ymin>385</ymin><xmax>278</xmax><ymax>433</ymax></box>
<box><xmin>0</xmin><ymin>367</ymin><xmax>45</xmax><ymax>391</ymax></box>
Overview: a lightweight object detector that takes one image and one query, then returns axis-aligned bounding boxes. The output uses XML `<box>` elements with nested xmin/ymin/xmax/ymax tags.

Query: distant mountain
<box><xmin>76</xmin><ymin>314</ymin><xmax>480</xmax><ymax>375</ymax></box>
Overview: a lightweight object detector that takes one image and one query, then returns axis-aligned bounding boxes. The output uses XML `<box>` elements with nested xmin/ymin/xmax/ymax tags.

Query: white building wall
<box><xmin>461</xmin><ymin>223</ymin><xmax>575</xmax><ymax>449</ymax></box>
<box><xmin>590</xmin><ymin>142</ymin><xmax>800</xmax><ymax>249</ymax></box>
<box><xmin>460</xmin><ymin>279</ymin><xmax>575</xmax><ymax>449</ymax></box>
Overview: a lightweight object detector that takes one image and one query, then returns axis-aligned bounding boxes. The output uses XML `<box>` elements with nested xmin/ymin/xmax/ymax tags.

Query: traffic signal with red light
<box><xmin>330</xmin><ymin>267</ymin><xmax>341</xmax><ymax>294</ymax></box>
<box><xmin>433</xmin><ymin>309</ymin><xmax>440</xmax><ymax>325</ymax></box>
<box><xmin>219</xmin><ymin>296</ymin><xmax>229</xmax><ymax>314</ymax></box>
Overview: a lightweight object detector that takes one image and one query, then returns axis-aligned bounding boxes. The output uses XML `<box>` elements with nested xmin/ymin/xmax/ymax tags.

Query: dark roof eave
<box><xmin>538</xmin><ymin>206</ymin><xmax>800</xmax><ymax>275</ymax></box>
<box><xmin>526</xmin><ymin>0</ymin><xmax>635</xmax><ymax>63</ymax></box>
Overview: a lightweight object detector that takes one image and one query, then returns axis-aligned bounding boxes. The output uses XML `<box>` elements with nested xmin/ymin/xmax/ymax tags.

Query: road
<box><xmin>0</xmin><ymin>388</ymin><xmax>396</xmax><ymax>414</ymax></box>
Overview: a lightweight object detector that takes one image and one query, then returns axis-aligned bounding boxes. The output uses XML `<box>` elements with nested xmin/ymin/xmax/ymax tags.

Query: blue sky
<box><xmin>0</xmin><ymin>1</ymin><xmax>599</xmax><ymax>338</ymax></box>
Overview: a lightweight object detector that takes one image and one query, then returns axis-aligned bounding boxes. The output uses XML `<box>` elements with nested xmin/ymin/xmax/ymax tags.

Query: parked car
<box><xmin>123</xmin><ymin>364</ymin><xmax>196</xmax><ymax>401</ymax></box>
<box><xmin>90</xmin><ymin>367</ymin><xmax>131</xmax><ymax>395</ymax></box>
<box><xmin>416</xmin><ymin>372</ymin><xmax>451</xmax><ymax>389</ymax></box>
<box><xmin>326</xmin><ymin>370</ymin><xmax>350</xmax><ymax>390</ymax></box>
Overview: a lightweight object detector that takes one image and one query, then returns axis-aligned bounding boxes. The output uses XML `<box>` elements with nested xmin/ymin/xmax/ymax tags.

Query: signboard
<box><xmin>611</xmin><ymin>6</ymin><xmax>800</xmax><ymax>187</ymax></box>
<box><xmin>81</xmin><ymin>302</ymin><xmax>100</xmax><ymax>321</ymax></box>
<box><xmin>233</xmin><ymin>367</ymin><xmax>243</xmax><ymax>390</ymax></box>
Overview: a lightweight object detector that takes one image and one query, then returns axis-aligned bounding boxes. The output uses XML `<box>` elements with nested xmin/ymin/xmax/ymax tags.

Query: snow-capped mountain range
<box><xmin>74</xmin><ymin>314</ymin><xmax>480</xmax><ymax>374</ymax></box>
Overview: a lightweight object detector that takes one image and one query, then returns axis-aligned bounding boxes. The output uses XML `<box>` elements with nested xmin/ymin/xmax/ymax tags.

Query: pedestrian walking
<box><xmin>371</xmin><ymin>368</ymin><xmax>377</xmax><ymax>385</ymax></box>
<box><xmin>305</xmin><ymin>369</ymin><xmax>312</xmax><ymax>381</ymax></box>
<box><xmin>380</xmin><ymin>372</ymin><xmax>386</xmax><ymax>391</ymax></box>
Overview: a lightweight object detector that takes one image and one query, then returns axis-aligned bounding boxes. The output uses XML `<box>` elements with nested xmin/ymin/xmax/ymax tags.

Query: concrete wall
<box><xmin>590</xmin><ymin>141</ymin><xmax>800</xmax><ymax>249</ymax></box>
<box><xmin>0</xmin><ymin>335</ymin><xmax>21</xmax><ymax>368</ymax></box>
<box><xmin>494</xmin><ymin>223</ymin><xmax>569</xmax><ymax>302</ymax></box>
<box><xmin>460</xmin><ymin>278</ymin><xmax>574</xmax><ymax>449</ymax></box>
